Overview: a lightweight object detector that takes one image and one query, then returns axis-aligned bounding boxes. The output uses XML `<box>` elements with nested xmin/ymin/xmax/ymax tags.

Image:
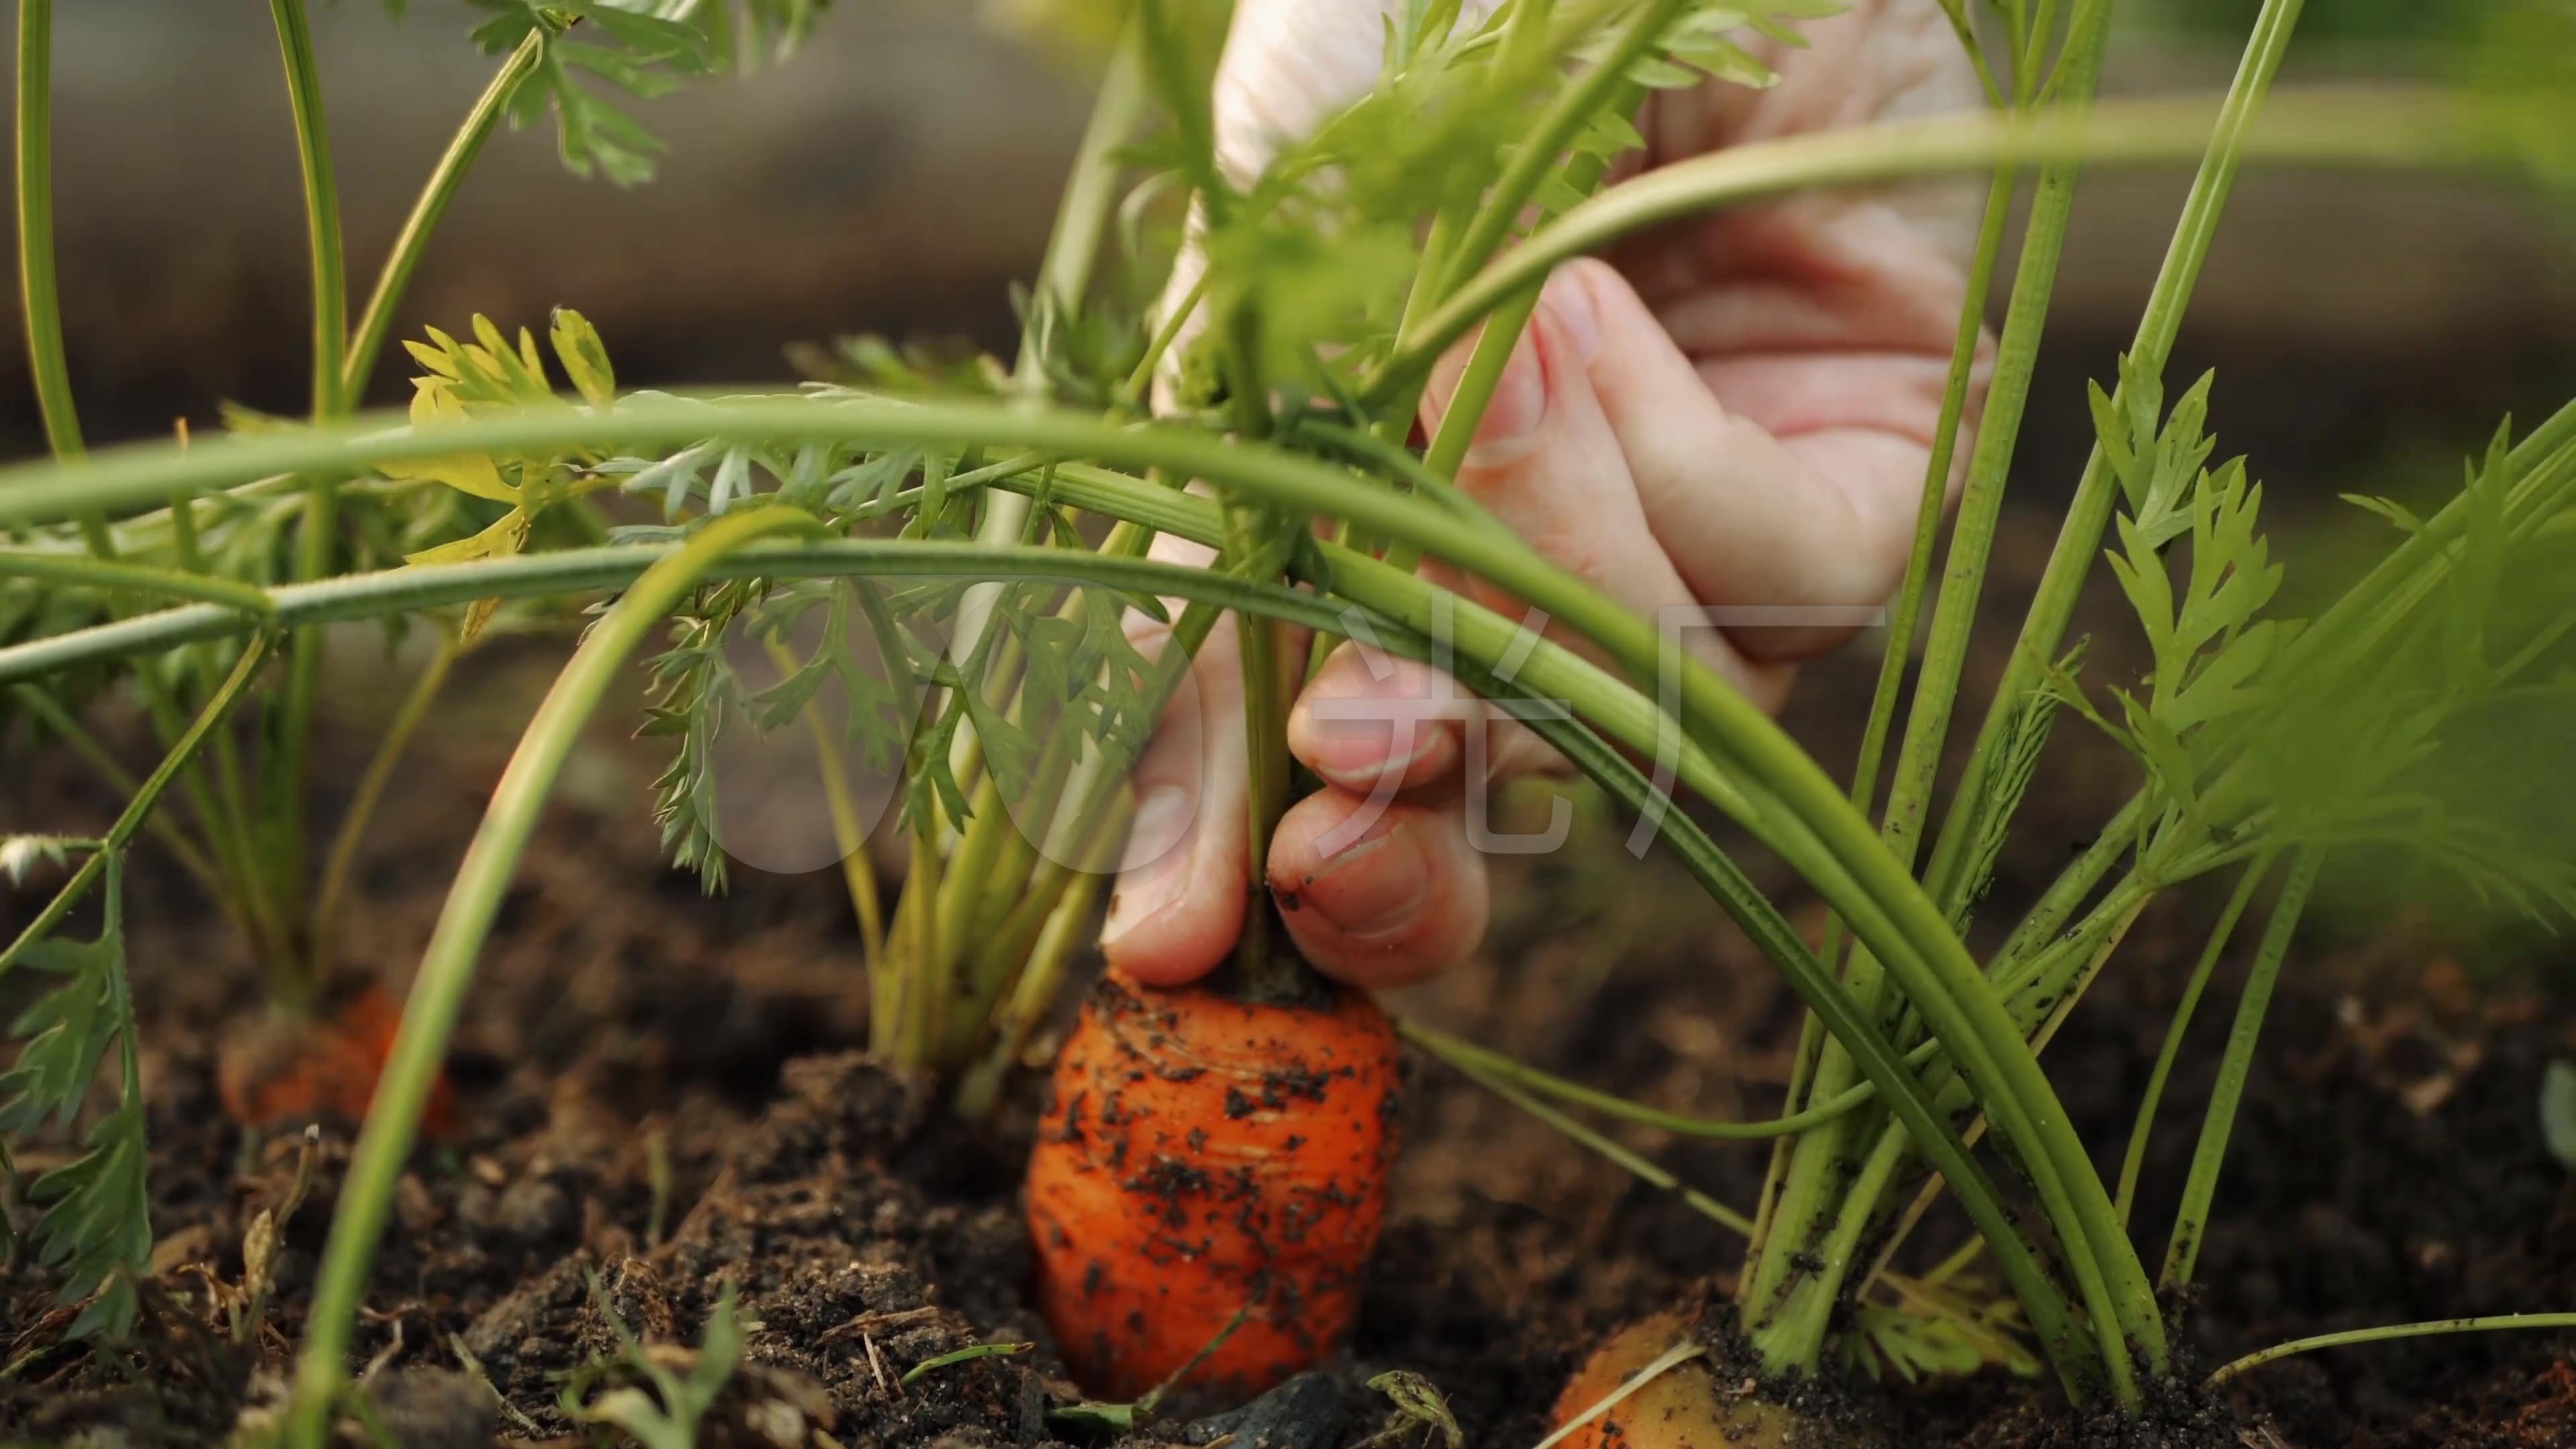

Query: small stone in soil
<box><xmin>1173</xmin><ymin>1371</ymin><xmax>1344</xmax><ymax>1449</ymax></box>
<box><xmin>363</xmin><ymin>1368</ymin><xmax>496</xmax><ymax>1449</ymax></box>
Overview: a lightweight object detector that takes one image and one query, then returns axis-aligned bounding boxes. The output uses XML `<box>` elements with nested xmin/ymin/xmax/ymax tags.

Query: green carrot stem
<box><xmin>1444</xmin><ymin>1041</ymin><xmax>1754</xmax><ymax>1238</ymax></box>
<box><xmin>1399</xmin><ymin>1017</ymin><xmax>1921</xmax><ymax>1140</ymax></box>
<box><xmin>7</xmin><ymin>686</ymin><xmax>224</xmax><ymax>894</ymax></box>
<box><xmin>15</xmin><ymin>0</ymin><xmax>80</xmax><ymax>460</ymax></box>
<box><xmin>0</xmin><ymin>551</ymin><xmax>278</xmax><ymax>616</ymax></box>
<box><xmin>1749</xmin><ymin>1</ymin><xmax>2112</xmax><ymax>1351</ymax></box>
<box><xmin>267</xmin><ymin>0</ymin><xmax>346</xmax><ymax>422</ymax></box>
<box><xmin>953</xmin><ymin>839</ymin><xmax>1118</xmax><ymax>1123</ymax></box>
<box><xmin>0</xmin><ymin>636</ymin><xmax>274</xmax><ymax>979</ymax></box>
<box><xmin>341</xmin><ymin>30</ymin><xmax>543</xmax><ymax>404</ymax></box>
<box><xmin>309</xmin><ymin>637</ymin><xmax>458</xmax><ymax>975</ymax></box>
<box><xmin>2206</xmin><ymin>1313</ymin><xmax>2576</xmax><ymax>1388</ymax></box>
<box><xmin>774</xmin><ymin>634</ymin><xmax>886</xmax><ymax>976</ymax></box>
<box><xmin>2114</xmin><ymin>853</ymin><xmax>2273</xmax><ymax>1225</ymax></box>
<box><xmin>264</xmin><ymin>0</ymin><xmax>350</xmax><ymax>996</ymax></box>
<box><xmin>2161</xmin><ymin>847</ymin><xmax>2321</xmax><ymax>1291</ymax></box>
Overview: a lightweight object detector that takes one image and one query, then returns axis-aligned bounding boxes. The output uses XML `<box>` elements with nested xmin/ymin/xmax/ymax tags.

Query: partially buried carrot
<box><xmin>216</xmin><ymin>981</ymin><xmax>458</xmax><ymax>1141</ymax></box>
<box><xmin>1026</xmin><ymin>964</ymin><xmax>1401</xmax><ymax>1400</ymax></box>
<box><xmin>1550</xmin><ymin>1308</ymin><xmax>1823</xmax><ymax>1449</ymax></box>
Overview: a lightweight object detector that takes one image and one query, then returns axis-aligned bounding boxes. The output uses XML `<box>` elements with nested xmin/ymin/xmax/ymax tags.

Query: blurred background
<box><xmin>8</xmin><ymin>0</ymin><xmax>2571</xmax><ymax>465</ymax></box>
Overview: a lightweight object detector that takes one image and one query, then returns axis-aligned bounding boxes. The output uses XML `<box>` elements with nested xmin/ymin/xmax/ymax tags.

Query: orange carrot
<box><xmin>217</xmin><ymin>982</ymin><xmax>456</xmax><ymax>1141</ymax></box>
<box><xmin>1552</xmin><ymin>1309</ymin><xmax>1815</xmax><ymax>1449</ymax></box>
<box><xmin>1026</xmin><ymin>966</ymin><xmax>1401</xmax><ymax>1400</ymax></box>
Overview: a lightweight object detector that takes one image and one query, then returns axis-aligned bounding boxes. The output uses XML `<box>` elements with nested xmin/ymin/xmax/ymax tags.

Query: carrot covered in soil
<box><xmin>1026</xmin><ymin>963</ymin><xmax>1401</xmax><ymax>1399</ymax></box>
<box><xmin>216</xmin><ymin>981</ymin><xmax>457</xmax><ymax>1140</ymax></box>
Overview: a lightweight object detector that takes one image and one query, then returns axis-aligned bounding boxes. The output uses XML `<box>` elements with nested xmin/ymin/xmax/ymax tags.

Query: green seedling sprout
<box><xmin>561</xmin><ymin>1276</ymin><xmax>746</xmax><ymax>1449</ymax></box>
<box><xmin>900</xmin><ymin>1341</ymin><xmax>1036</xmax><ymax>1387</ymax></box>
<box><xmin>1046</xmin><ymin>1305</ymin><xmax>1252</xmax><ymax>1435</ymax></box>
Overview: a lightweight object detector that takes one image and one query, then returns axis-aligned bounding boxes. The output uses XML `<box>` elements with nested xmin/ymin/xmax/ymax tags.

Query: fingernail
<box><xmin>1309</xmin><ymin>726</ymin><xmax>1447</xmax><ymax>793</ymax></box>
<box><xmin>1442</xmin><ymin>269</ymin><xmax>1597</xmax><ymax>468</ymax></box>
<box><xmin>1537</xmin><ymin>265</ymin><xmax>1601</xmax><ymax>360</ymax></box>
<box><xmin>1102</xmin><ymin>784</ymin><xmax>1194</xmax><ymax>947</ymax></box>
<box><xmin>1305</xmin><ymin>822</ymin><xmax>1430</xmax><ymax>938</ymax></box>
<box><xmin>1291</xmin><ymin>653</ymin><xmax>1456</xmax><ymax>790</ymax></box>
<box><xmin>1466</xmin><ymin>332</ymin><xmax>1546</xmax><ymax>460</ymax></box>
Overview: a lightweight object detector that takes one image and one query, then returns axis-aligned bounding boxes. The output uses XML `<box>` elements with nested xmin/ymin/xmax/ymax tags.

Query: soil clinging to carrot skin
<box><xmin>1027</xmin><ymin>967</ymin><xmax>1402</xmax><ymax>1401</ymax></box>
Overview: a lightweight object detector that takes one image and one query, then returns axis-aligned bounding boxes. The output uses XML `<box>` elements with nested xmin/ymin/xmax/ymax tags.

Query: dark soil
<box><xmin>4</xmin><ymin>495</ymin><xmax>2573</xmax><ymax>1448</ymax></box>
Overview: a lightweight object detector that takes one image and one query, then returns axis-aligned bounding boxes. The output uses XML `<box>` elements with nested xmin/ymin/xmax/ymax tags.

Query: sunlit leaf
<box><xmin>551</xmin><ymin>307</ymin><xmax>619</xmax><ymax>409</ymax></box>
<box><xmin>393</xmin><ymin>384</ymin><xmax>517</xmax><ymax>502</ymax></box>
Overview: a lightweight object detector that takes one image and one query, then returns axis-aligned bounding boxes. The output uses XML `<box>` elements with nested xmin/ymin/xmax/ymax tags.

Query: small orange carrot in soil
<box><xmin>1551</xmin><ymin>1309</ymin><xmax>1819</xmax><ymax>1449</ymax></box>
<box><xmin>217</xmin><ymin>981</ymin><xmax>456</xmax><ymax>1141</ymax></box>
<box><xmin>1026</xmin><ymin>965</ymin><xmax>1401</xmax><ymax>1400</ymax></box>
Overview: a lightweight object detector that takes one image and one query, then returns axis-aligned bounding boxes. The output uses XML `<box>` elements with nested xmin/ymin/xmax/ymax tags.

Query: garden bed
<box><xmin>5</xmin><ymin>502</ymin><xmax>2569</xmax><ymax>1449</ymax></box>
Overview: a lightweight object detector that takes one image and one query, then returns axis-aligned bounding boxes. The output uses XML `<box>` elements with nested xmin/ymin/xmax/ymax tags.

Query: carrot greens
<box><xmin>0</xmin><ymin>0</ymin><xmax>2572</xmax><ymax>1437</ymax></box>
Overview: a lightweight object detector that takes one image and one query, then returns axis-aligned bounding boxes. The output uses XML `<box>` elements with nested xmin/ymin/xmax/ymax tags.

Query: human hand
<box><xmin>1103</xmin><ymin>0</ymin><xmax>1992</xmax><ymax>991</ymax></box>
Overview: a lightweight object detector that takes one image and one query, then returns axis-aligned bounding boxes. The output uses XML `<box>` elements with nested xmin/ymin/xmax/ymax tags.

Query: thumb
<box><xmin>1097</xmin><ymin>538</ymin><xmax>1252</xmax><ymax>985</ymax></box>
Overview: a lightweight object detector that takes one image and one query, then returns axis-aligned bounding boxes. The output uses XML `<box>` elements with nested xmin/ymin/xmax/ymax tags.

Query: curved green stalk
<box><xmin>1845</xmin><ymin>164</ymin><xmax>2018</xmax><ymax>834</ymax></box>
<box><xmin>284</xmin><ymin>506</ymin><xmax>823</xmax><ymax>1448</ymax></box>
<box><xmin>342</xmin><ymin>30</ymin><xmax>543</xmax><ymax>405</ymax></box>
<box><xmin>1399</xmin><ymin>1017</ymin><xmax>1930</xmax><ymax>1140</ymax></box>
<box><xmin>1923</xmin><ymin>0</ymin><xmax>2309</xmax><ymax>914</ymax></box>
<box><xmin>1876</xmin><ymin>11</ymin><xmax>2106</xmax><ymax>861</ymax></box>
<box><xmin>7</xmin><ymin>685</ymin><xmax>224</xmax><ymax>894</ymax></box>
<box><xmin>1368</xmin><ymin>83</ymin><xmax>2483</xmax><ymax>405</ymax></box>
<box><xmin>2161</xmin><ymin>847</ymin><xmax>2320</xmax><ymax>1292</ymax></box>
<box><xmin>2206</xmin><ymin>1313</ymin><xmax>2576</xmax><ymax>1387</ymax></box>
<box><xmin>0</xmin><ymin>551</ymin><xmax>280</xmax><ymax>616</ymax></box>
<box><xmin>268</xmin><ymin>0</ymin><xmax>345</xmax><ymax>421</ymax></box>
<box><xmin>15</xmin><ymin>0</ymin><xmax>78</xmax><ymax>459</ymax></box>
<box><xmin>1443</xmin><ymin>1042</ymin><xmax>1756</xmax><ymax>1238</ymax></box>
<box><xmin>0</xmin><ymin>637</ymin><xmax>274</xmax><ymax>977</ymax></box>
<box><xmin>1412</xmin><ymin>71</ymin><xmax>1646</xmax><ymax>518</ymax></box>
<box><xmin>2114</xmin><ymin>853</ymin><xmax>2273</xmax><ymax>1224</ymax></box>
<box><xmin>309</xmin><ymin>637</ymin><xmax>459</xmax><ymax>973</ymax></box>
<box><xmin>266</xmin><ymin>0</ymin><xmax>350</xmax><ymax>993</ymax></box>
<box><xmin>1309</xmin><ymin>571</ymin><xmax>2096</xmax><ymax>1385</ymax></box>
<box><xmin>1428</xmin><ymin>614</ymin><xmax>2097</xmax><ymax>1392</ymax></box>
